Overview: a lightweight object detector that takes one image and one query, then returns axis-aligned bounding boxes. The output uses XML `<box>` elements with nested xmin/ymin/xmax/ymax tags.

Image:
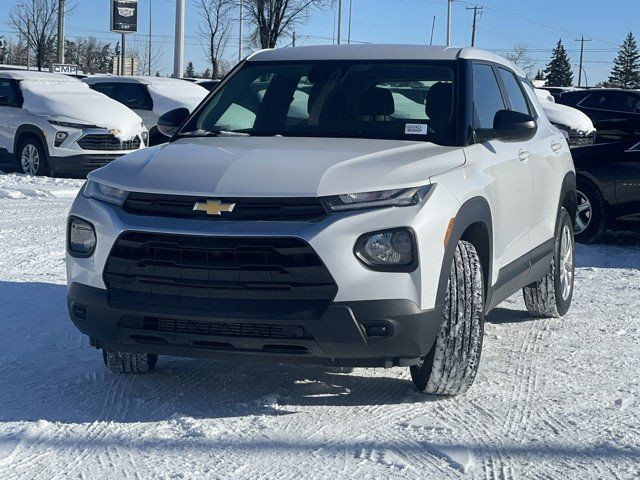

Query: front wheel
<box><xmin>523</xmin><ymin>208</ymin><xmax>574</xmax><ymax>318</ymax></box>
<box><xmin>17</xmin><ymin>136</ymin><xmax>50</xmax><ymax>176</ymax></box>
<box><xmin>574</xmin><ymin>179</ymin><xmax>606</xmax><ymax>243</ymax></box>
<box><xmin>103</xmin><ymin>350</ymin><xmax>158</xmax><ymax>373</ymax></box>
<box><xmin>410</xmin><ymin>240</ymin><xmax>485</xmax><ymax>396</ymax></box>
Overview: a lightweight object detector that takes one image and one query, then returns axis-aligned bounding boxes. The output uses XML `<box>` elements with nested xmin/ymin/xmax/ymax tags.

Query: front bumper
<box><xmin>49</xmin><ymin>154</ymin><xmax>124</xmax><ymax>176</ymax></box>
<box><xmin>68</xmin><ymin>282</ymin><xmax>442</xmax><ymax>367</ymax></box>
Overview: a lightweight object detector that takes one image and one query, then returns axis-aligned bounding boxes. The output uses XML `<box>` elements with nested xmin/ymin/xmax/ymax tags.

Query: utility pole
<box><xmin>575</xmin><ymin>35</ymin><xmax>591</xmax><ymax>87</ymax></box>
<box><xmin>26</xmin><ymin>18</ymin><xmax>31</xmax><ymax>70</ymax></box>
<box><xmin>174</xmin><ymin>0</ymin><xmax>185</xmax><ymax>78</ymax></box>
<box><xmin>292</xmin><ymin>31</ymin><xmax>296</xmax><ymax>47</ymax></box>
<box><xmin>238</xmin><ymin>0</ymin><xmax>243</xmax><ymax>62</ymax></box>
<box><xmin>429</xmin><ymin>15</ymin><xmax>436</xmax><ymax>45</ymax></box>
<box><xmin>446</xmin><ymin>0</ymin><xmax>452</xmax><ymax>46</ymax></box>
<box><xmin>347</xmin><ymin>0</ymin><xmax>353</xmax><ymax>45</ymax></box>
<box><xmin>466</xmin><ymin>5</ymin><xmax>483</xmax><ymax>47</ymax></box>
<box><xmin>337</xmin><ymin>0</ymin><xmax>342</xmax><ymax>45</ymax></box>
<box><xmin>148</xmin><ymin>0</ymin><xmax>152</xmax><ymax>75</ymax></box>
<box><xmin>120</xmin><ymin>32</ymin><xmax>126</xmax><ymax>75</ymax></box>
<box><xmin>57</xmin><ymin>0</ymin><xmax>65</xmax><ymax>63</ymax></box>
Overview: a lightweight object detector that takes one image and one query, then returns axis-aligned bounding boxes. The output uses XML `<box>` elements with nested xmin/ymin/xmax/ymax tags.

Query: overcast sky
<box><xmin>1</xmin><ymin>0</ymin><xmax>636</xmax><ymax>84</ymax></box>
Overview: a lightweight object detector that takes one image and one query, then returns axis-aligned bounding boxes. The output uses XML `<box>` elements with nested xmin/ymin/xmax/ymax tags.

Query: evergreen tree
<box><xmin>608</xmin><ymin>32</ymin><xmax>640</xmax><ymax>89</ymax></box>
<box><xmin>185</xmin><ymin>60</ymin><xmax>196</xmax><ymax>77</ymax></box>
<box><xmin>544</xmin><ymin>39</ymin><xmax>573</xmax><ymax>87</ymax></box>
<box><xmin>202</xmin><ymin>67</ymin><xmax>212</xmax><ymax>79</ymax></box>
<box><xmin>534</xmin><ymin>70</ymin><xmax>545</xmax><ymax>81</ymax></box>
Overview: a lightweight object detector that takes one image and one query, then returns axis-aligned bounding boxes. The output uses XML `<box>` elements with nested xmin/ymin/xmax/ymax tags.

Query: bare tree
<box><xmin>128</xmin><ymin>37</ymin><xmax>163</xmax><ymax>76</ymax></box>
<box><xmin>505</xmin><ymin>43</ymin><xmax>537</xmax><ymax>77</ymax></box>
<box><xmin>10</xmin><ymin>0</ymin><xmax>60</xmax><ymax>70</ymax></box>
<box><xmin>246</xmin><ymin>0</ymin><xmax>331</xmax><ymax>49</ymax></box>
<box><xmin>196</xmin><ymin>0</ymin><xmax>234</xmax><ymax>79</ymax></box>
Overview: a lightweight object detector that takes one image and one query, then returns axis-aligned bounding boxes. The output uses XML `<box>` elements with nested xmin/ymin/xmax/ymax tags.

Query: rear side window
<box><xmin>473</xmin><ymin>64</ymin><xmax>505</xmax><ymax>129</ymax></box>
<box><xmin>114</xmin><ymin>83</ymin><xmax>152</xmax><ymax>110</ymax></box>
<box><xmin>0</xmin><ymin>80</ymin><xmax>19</xmax><ymax>106</ymax></box>
<box><xmin>580</xmin><ymin>93</ymin><xmax>613</xmax><ymax>110</ymax></box>
<box><xmin>497</xmin><ymin>68</ymin><xmax>530</xmax><ymax>115</ymax></box>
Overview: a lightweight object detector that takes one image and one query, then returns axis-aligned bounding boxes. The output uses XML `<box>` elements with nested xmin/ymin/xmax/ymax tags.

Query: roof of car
<box><xmin>83</xmin><ymin>75</ymin><xmax>192</xmax><ymax>86</ymax></box>
<box><xmin>247</xmin><ymin>44</ymin><xmax>523</xmax><ymax>75</ymax></box>
<box><xmin>0</xmin><ymin>70</ymin><xmax>80</xmax><ymax>82</ymax></box>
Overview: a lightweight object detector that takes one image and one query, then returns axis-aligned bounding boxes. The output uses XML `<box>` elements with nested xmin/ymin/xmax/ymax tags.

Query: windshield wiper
<box><xmin>179</xmin><ymin>129</ymin><xmax>250</xmax><ymax>138</ymax></box>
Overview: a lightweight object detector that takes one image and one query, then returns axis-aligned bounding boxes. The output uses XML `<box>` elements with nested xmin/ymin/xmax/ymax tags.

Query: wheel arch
<box><xmin>559</xmin><ymin>171</ymin><xmax>577</xmax><ymax>228</ymax></box>
<box><xmin>436</xmin><ymin>196</ymin><xmax>493</xmax><ymax>310</ymax></box>
<box><xmin>13</xmin><ymin>125</ymin><xmax>49</xmax><ymax>157</ymax></box>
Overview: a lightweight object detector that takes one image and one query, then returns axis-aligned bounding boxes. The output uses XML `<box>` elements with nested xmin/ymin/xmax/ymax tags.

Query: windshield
<box><xmin>180</xmin><ymin>61</ymin><xmax>457</xmax><ymax>145</ymax></box>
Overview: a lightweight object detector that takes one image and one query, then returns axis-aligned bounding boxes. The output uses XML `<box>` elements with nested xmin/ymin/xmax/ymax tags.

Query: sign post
<box><xmin>110</xmin><ymin>0</ymin><xmax>138</xmax><ymax>75</ymax></box>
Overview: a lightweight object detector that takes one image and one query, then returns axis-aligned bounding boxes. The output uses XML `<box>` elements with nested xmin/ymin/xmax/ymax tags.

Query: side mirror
<box><xmin>493</xmin><ymin>109</ymin><xmax>537</xmax><ymax>141</ymax></box>
<box><xmin>157</xmin><ymin>107</ymin><xmax>190</xmax><ymax>138</ymax></box>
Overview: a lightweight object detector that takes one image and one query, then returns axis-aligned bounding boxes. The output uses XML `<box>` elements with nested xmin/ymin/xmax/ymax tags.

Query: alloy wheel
<box><xmin>574</xmin><ymin>189</ymin><xmax>592</xmax><ymax>234</ymax></box>
<box><xmin>21</xmin><ymin>144</ymin><xmax>40</xmax><ymax>175</ymax></box>
<box><xmin>559</xmin><ymin>224</ymin><xmax>574</xmax><ymax>301</ymax></box>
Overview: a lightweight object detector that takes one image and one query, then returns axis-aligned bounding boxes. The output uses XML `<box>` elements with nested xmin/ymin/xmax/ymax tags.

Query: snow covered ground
<box><xmin>0</xmin><ymin>172</ymin><xmax>639</xmax><ymax>479</ymax></box>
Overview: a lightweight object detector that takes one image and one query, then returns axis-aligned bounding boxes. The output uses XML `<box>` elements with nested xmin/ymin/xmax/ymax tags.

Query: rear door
<box><xmin>0</xmin><ymin>79</ymin><xmax>23</xmax><ymax>159</ymax></box>
<box><xmin>464</xmin><ymin>63</ymin><xmax>533</xmax><ymax>271</ymax></box>
<box><xmin>614</xmin><ymin>139</ymin><xmax>640</xmax><ymax>223</ymax></box>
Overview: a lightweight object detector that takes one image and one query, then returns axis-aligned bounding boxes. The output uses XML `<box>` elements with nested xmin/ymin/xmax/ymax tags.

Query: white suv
<box><xmin>0</xmin><ymin>71</ymin><xmax>148</xmax><ymax>177</ymax></box>
<box><xmin>82</xmin><ymin>76</ymin><xmax>208</xmax><ymax>145</ymax></box>
<box><xmin>66</xmin><ymin>45</ymin><xmax>576</xmax><ymax>396</ymax></box>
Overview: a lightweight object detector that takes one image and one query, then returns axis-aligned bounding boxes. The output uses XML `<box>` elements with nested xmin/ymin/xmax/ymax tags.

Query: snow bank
<box><xmin>0</xmin><ymin>172</ymin><xmax>84</xmax><ymax>199</ymax></box>
<box><xmin>536</xmin><ymin>88</ymin><xmax>595</xmax><ymax>134</ymax></box>
<box><xmin>20</xmin><ymin>77</ymin><xmax>143</xmax><ymax>141</ymax></box>
<box><xmin>146</xmin><ymin>79</ymin><xmax>209</xmax><ymax>114</ymax></box>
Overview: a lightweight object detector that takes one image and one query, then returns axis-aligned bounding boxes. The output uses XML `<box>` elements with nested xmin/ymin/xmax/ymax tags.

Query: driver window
<box><xmin>473</xmin><ymin>64</ymin><xmax>506</xmax><ymax>129</ymax></box>
<box><xmin>0</xmin><ymin>80</ymin><xmax>18</xmax><ymax>107</ymax></box>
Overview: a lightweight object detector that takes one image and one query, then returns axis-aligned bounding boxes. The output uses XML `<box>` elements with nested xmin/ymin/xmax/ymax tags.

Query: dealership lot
<box><xmin>0</xmin><ymin>173</ymin><xmax>638</xmax><ymax>479</ymax></box>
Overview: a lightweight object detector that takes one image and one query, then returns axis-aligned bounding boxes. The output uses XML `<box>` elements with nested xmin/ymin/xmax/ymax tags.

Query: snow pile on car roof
<box><xmin>145</xmin><ymin>79</ymin><xmax>208</xmax><ymax>114</ymax></box>
<box><xmin>19</xmin><ymin>74</ymin><xmax>143</xmax><ymax>141</ymax></box>
<box><xmin>535</xmin><ymin>88</ymin><xmax>595</xmax><ymax>134</ymax></box>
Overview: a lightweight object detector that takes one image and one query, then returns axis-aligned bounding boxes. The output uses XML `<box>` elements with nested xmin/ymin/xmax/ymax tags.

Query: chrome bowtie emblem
<box><xmin>193</xmin><ymin>199</ymin><xmax>236</xmax><ymax>216</ymax></box>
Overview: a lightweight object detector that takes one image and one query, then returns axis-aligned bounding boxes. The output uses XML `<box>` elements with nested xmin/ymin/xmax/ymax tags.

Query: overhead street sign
<box><xmin>110</xmin><ymin>0</ymin><xmax>138</xmax><ymax>33</ymax></box>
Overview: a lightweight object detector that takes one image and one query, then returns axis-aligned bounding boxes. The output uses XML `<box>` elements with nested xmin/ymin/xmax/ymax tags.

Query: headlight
<box><xmin>67</xmin><ymin>216</ymin><xmax>96</xmax><ymax>257</ymax></box>
<box><xmin>83</xmin><ymin>180</ymin><xmax>128</xmax><ymax>206</ymax></box>
<box><xmin>54</xmin><ymin>131</ymin><xmax>68</xmax><ymax>147</ymax></box>
<box><xmin>321</xmin><ymin>185</ymin><xmax>432</xmax><ymax>212</ymax></box>
<box><xmin>49</xmin><ymin>120</ymin><xmax>96</xmax><ymax>129</ymax></box>
<box><xmin>355</xmin><ymin>228</ymin><xmax>417</xmax><ymax>272</ymax></box>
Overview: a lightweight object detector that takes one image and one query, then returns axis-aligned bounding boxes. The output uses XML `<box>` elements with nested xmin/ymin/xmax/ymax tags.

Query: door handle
<box><xmin>518</xmin><ymin>149</ymin><xmax>530</xmax><ymax>162</ymax></box>
<box><xmin>551</xmin><ymin>141</ymin><xmax>563</xmax><ymax>152</ymax></box>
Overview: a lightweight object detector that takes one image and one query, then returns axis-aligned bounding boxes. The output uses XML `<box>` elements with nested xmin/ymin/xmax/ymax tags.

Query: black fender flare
<box><xmin>13</xmin><ymin>125</ymin><xmax>49</xmax><ymax>157</ymax></box>
<box><xmin>558</xmin><ymin>171</ymin><xmax>577</xmax><ymax>229</ymax></box>
<box><xmin>435</xmin><ymin>196</ymin><xmax>493</xmax><ymax>312</ymax></box>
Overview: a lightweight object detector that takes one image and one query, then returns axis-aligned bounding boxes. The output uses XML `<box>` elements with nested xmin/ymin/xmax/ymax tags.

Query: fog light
<box><xmin>68</xmin><ymin>216</ymin><xmax>96</xmax><ymax>257</ymax></box>
<box><xmin>54</xmin><ymin>131</ymin><xmax>68</xmax><ymax>147</ymax></box>
<box><xmin>355</xmin><ymin>228</ymin><xmax>417</xmax><ymax>272</ymax></box>
<box><xmin>141</xmin><ymin>130</ymin><xmax>149</xmax><ymax>146</ymax></box>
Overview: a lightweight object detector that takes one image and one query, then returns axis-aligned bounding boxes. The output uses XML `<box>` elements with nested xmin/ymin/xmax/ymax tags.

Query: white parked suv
<box><xmin>83</xmin><ymin>76</ymin><xmax>208</xmax><ymax>145</ymax></box>
<box><xmin>66</xmin><ymin>45</ymin><xmax>576</xmax><ymax>396</ymax></box>
<box><xmin>0</xmin><ymin>71</ymin><xmax>148</xmax><ymax>177</ymax></box>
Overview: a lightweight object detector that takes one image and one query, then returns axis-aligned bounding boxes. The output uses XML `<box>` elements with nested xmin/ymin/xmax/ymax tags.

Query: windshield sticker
<box><xmin>405</xmin><ymin>124</ymin><xmax>429</xmax><ymax>135</ymax></box>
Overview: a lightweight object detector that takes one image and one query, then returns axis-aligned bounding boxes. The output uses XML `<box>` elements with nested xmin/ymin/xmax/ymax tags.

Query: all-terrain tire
<box><xmin>102</xmin><ymin>350</ymin><xmax>158</xmax><ymax>373</ymax></box>
<box><xmin>523</xmin><ymin>208</ymin><xmax>574</xmax><ymax>318</ymax></box>
<box><xmin>574</xmin><ymin>177</ymin><xmax>606</xmax><ymax>244</ymax></box>
<box><xmin>410</xmin><ymin>240</ymin><xmax>484</xmax><ymax>396</ymax></box>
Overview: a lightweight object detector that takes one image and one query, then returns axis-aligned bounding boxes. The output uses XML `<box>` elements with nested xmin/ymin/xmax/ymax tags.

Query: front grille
<box><xmin>104</xmin><ymin>232</ymin><xmax>338</xmax><ymax>315</ymax></box>
<box><xmin>123</xmin><ymin>192</ymin><xmax>327</xmax><ymax>222</ymax></box>
<box><xmin>140</xmin><ymin>316</ymin><xmax>286</xmax><ymax>338</ymax></box>
<box><xmin>568</xmin><ymin>131</ymin><xmax>596</xmax><ymax>148</ymax></box>
<box><xmin>78</xmin><ymin>134</ymin><xmax>141</xmax><ymax>151</ymax></box>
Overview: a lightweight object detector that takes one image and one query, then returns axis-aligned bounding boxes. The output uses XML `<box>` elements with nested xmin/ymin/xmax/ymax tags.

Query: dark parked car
<box><xmin>559</xmin><ymin>88</ymin><xmax>640</xmax><ymax>142</ymax></box>
<box><xmin>571</xmin><ymin>132</ymin><xmax>640</xmax><ymax>242</ymax></box>
<box><xmin>544</xmin><ymin>86</ymin><xmax>579</xmax><ymax>102</ymax></box>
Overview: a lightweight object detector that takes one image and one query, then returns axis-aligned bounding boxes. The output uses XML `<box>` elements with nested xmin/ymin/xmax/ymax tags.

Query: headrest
<box><xmin>357</xmin><ymin>87</ymin><xmax>394</xmax><ymax>116</ymax></box>
<box><xmin>426</xmin><ymin>82</ymin><xmax>454</xmax><ymax>132</ymax></box>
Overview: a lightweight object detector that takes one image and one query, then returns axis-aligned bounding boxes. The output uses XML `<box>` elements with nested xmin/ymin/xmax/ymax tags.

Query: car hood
<box><xmin>89</xmin><ymin>136</ymin><xmax>465</xmax><ymax>197</ymax></box>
